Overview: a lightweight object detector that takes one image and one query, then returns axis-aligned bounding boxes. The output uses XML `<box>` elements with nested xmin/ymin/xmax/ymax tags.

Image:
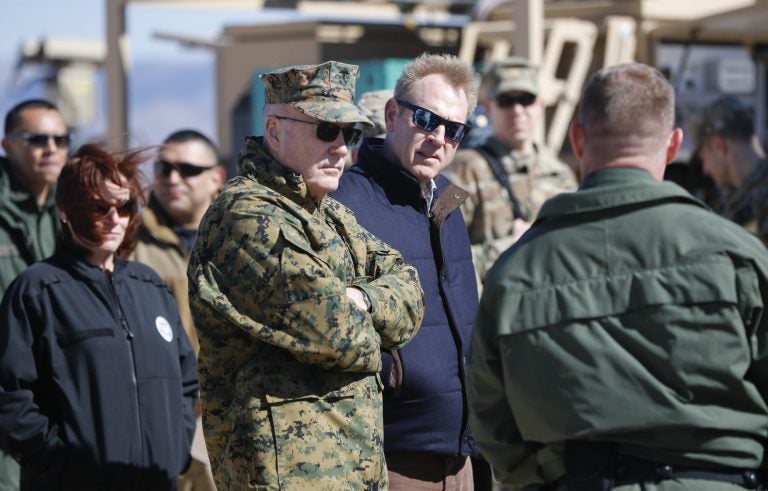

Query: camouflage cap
<box><xmin>688</xmin><ymin>96</ymin><xmax>753</xmax><ymax>150</ymax></box>
<box><xmin>261</xmin><ymin>61</ymin><xmax>373</xmax><ymax>127</ymax></box>
<box><xmin>481</xmin><ymin>57</ymin><xmax>539</xmax><ymax>101</ymax></box>
<box><xmin>357</xmin><ymin>89</ymin><xmax>393</xmax><ymax>138</ymax></box>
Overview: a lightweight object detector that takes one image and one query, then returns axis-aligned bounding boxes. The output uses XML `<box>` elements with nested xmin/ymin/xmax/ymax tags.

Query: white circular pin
<box><xmin>155</xmin><ymin>316</ymin><xmax>173</xmax><ymax>343</ymax></box>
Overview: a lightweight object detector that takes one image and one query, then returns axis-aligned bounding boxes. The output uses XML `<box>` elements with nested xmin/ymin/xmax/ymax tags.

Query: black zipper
<box><xmin>106</xmin><ymin>272</ymin><xmax>144</xmax><ymax>464</ymax></box>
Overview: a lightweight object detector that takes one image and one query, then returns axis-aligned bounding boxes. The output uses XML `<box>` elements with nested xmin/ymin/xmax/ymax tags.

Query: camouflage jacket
<box><xmin>445</xmin><ymin>137</ymin><xmax>577</xmax><ymax>286</ymax></box>
<box><xmin>714</xmin><ymin>157</ymin><xmax>768</xmax><ymax>247</ymax></box>
<box><xmin>187</xmin><ymin>137</ymin><xmax>424</xmax><ymax>490</ymax></box>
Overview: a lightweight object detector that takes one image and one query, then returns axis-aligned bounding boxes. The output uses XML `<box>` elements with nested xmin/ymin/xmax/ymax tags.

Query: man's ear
<box><xmin>665</xmin><ymin>128</ymin><xmax>684</xmax><ymax>165</ymax></box>
<box><xmin>264</xmin><ymin>116</ymin><xmax>280</xmax><ymax>150</ymax></box>
<box><xmin>568</xmin><ymin>121</ymin><xmax>585</xmax><ymax>159</ymax></box>
<box><xmin>711</xmin><ymin>134</ymin><xmax>728</xmax><ymax>156</ymax></box>
<box><xmin>210</xmin><ymin>166</ymin><xmax>226</xmax><ymax>192</ymax></box>
<box><xmin>384</xmin><ymin>98</ymin><xmax>398</xmax><ymax>133</ymax></box>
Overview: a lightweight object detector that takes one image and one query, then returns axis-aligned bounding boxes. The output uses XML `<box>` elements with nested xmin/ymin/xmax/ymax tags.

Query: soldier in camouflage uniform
<box><xmin>689</xmin><ymin>95</ymin><xmax>768</xmax><ymax>246</ymax></box>
<box><xmin>445</xmin><ymin>57</ymin><xmax>577</xmax><ymax>286</ymax></box>
<box><xmin>187</xmin><ymin>61</ymin><xmax>425</xmax><ymax>491</ymax></box>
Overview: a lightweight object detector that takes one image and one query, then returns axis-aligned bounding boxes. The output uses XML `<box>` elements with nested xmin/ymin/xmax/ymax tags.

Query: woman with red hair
<box><xmin>0</xmin><ymin>144</ymin><xmax>199</xmax><ymax>490</ymax></box>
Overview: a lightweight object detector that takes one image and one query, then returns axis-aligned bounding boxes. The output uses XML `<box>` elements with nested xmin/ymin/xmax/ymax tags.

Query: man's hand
<box><xmin>346</xmin><ymin>287</ymin><xmax>370</xmax><ymax>311</ymax></box>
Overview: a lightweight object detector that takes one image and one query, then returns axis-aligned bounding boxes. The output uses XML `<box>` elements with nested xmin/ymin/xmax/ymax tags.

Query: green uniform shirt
<box><xmin>445</xmin><ymin>137</ymin><xmax>577</xmax><ymax>286</ymax></box>
<box><xmin>470</xmin><ymin>167</ymin><xmax>768</xmax><ymax>488</ymax></box>
<box><xmin>188</xmin><ymin>137</ymin><xmax>424</xmax><ymax>490</ymax></box>
<box><xmin>0</xmin><ymin>156</ymin><xmax>60</xmax><ymax>297</ymax></box>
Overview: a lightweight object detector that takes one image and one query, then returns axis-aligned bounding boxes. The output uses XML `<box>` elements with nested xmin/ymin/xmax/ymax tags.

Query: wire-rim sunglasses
<box><xmin>395</xmin><ymin>100</ymin><xmax>470</xmax><ymax>143</ymax></box>
<box><xmin>274</xmin><ymin>115</ymin><xmax>363</xmax><ymax>147</ymax></box>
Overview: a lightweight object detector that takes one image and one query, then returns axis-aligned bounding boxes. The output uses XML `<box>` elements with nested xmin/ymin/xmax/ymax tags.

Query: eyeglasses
<box><xmin>94</xmin><ymin>199</ymin><xmax>136</xmax><ymax>218</ymax></box>
<box><xmin>12</xmin><ymin>131</ymin><xmax>71</xmax><ymax>149</ymax></box>
<box><xmin>396</xmin><ymin>100</ymin><xmax>470</xmax><ymax>143</ymax></box>
<box><xmin>154</xmin><ymin>160</ymin><xmax>215</xmax><ymax>179</ymax></box>
<box><xmin>273</xmin><ymin>115</ymin><xmax>363</xmax><ymax>147</ymax></box>
<box><xmin>496</xmin><ymin>93</ymin><xmax>537</xmax><ymax>109</ymax></box>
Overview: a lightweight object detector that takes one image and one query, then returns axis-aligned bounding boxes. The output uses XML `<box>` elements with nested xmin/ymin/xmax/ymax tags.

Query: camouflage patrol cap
<box><xmin>481</xmin><ymin>57</ymin><xmax>539</xmax><ymax>101</ymax></box>
<box><xmin>688</xmin><ymin>96</ymin><xmax>753</xmax><ymax>150</ymax></box>
<box><xmin>261</xmin><ymin>61</ymin><xmax>373</xmax><ymax>127</ymax></box>
<box><xmin>357</xmin><ymin>89</ymin><xmax>393</xmax><ymax>138</ymax></box>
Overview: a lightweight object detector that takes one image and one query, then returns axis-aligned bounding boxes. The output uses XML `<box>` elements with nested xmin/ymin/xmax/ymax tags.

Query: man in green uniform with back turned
<box><xmin>188</xmin><ymin>60</ymin><xmax>425</xmax><ymax>490</ymax></box>
<box><xmin>469</xmin><ymin>62</ymin><xmax>768</xmax><ymax>490</ymax></box>
<box><xmin>445</xmin><ymin>57</ymin><xmax>576</xmax><ymax>288</ymax></box>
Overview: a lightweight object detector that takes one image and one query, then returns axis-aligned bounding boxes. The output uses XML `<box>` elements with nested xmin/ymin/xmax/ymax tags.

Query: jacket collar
<box><xmin>141</xmin><ymin>196</ymin><xmax>182</xmax><ymax>248</ymax></box>
<box><xmin>537</xmin><ymin>167</ymin><xmax>707</xmax><ymax>220</ymax></box>
<box><xmin>0</xmin><ymin>156</ymin><xmax>57</xmax><ymax>212</ymax></box>
<box><xmin>238</xmin><ymin>136</ymin><xmax>318</xmax><ymax>212</ymax></box>
<box><xmin>52</xmin><ymin>246</ymin><xmax>128</xmax><ymax>282</ymax></box>
<box><xmin>358</xmin><ymin>137</ymin><xmax>452</xmax><ymax>201</ymax></box>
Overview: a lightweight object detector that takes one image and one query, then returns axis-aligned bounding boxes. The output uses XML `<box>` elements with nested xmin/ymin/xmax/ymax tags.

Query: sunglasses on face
<box><xmin>274</xmin><ymin>115</ymin><xmax>363</xmax><ymax>147</ymax></box>
<box><xmin>154</xmin><ymin>160</ymin><xmax>215</xmax><ymax>179</ymax></box>
<box><xmin>496</xmin><ymin>93</ymin><xmax>537</xmax><ymax>109</ymax></box>
<box><xmin>396</xmin><ymin>100</ymin><xmax>470</xmax><ymax>143</ymax></box>
<box><xmin>12</xmin><ymin>131</ymin><xmax>71</xmax><ymax>149</ymax></box>
<box><xmin>93</xmin><ymin>199</ymin><xmax>136</xmax><ymax>218</ymax></box>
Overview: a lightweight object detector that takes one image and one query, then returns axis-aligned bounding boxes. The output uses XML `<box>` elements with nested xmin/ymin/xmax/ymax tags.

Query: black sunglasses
<box><xmin>93</xmin><ymin>199</ymin><xmax>136</xmax><ymax>218</ymax></box>
<box><xmin>13</xmin><ymin>131</ymin><xmax>71</xmax><ymax>149</ymax></box>
<box><xmin>496</xmin><ymin>93</ymin><xmax>537</xmax><ymax>108</ymax></box>
<box><xmin>155</xmin><ymin>160</ymin><xmax>215</xmax><ymax>179</ymax></box>
<box><xmin>274</xmin><ymin>115</ymin><xmax>363</xmax><ymax>147</ymax></box>
<box><xmin>396</xmin><ymin>100</ymin><xmax>470</xmax><ymax>143</ymax></box>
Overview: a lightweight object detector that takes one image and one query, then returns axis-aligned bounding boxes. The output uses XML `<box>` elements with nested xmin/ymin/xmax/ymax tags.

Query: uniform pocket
<box><xmin>56</xmin><ymin>328</ymin><xmax>114</xmax><ymax>348</ymax></box>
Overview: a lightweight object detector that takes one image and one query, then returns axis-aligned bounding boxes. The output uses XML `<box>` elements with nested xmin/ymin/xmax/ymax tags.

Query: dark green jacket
<box><xmin>470</xmin><ymin>167</ymin><xmax>768</xmax><ymax>487</ymax></box>
<box><xmin>0</xmin><ymin>156</ymin><xmax>60</xmax><ymax>297</ymax></box>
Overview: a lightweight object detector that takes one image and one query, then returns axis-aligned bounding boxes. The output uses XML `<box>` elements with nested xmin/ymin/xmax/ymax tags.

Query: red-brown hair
<box><xmin>55</xmin><ymin>143</ymin><xmax>147</xmax><ymax>258</ymax></box>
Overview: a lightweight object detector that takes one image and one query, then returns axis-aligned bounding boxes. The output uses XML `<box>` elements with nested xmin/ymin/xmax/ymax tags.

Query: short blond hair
<box><xmin>394</xmin><ymin>53</ymin><xmax>478</xmax><ymax>119</ymax></box>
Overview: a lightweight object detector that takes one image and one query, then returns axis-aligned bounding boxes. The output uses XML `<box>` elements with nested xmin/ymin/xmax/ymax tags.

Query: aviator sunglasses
<box><xmin>496</xmin><ymin>92</ymin><xmax>537</xmax><ymax>109</ymax></box>
<box><xmin>396</xmin><ymin>100</ymin><xmax>470</xmax><ymax>143</ymax></box>
<box><xmin>12</xmin><ymin>131</ymin><xmax>72</xmax><ymax>149</ymax></box>
<box><xmin>274</xmin><ymin>115</ymin><xmax>363</xmax><ymax>147</ymax></box>
<box><xmin>155</xmin><ymin>159</ymin><xmax>215</xmax><ymax>179</ymax></box>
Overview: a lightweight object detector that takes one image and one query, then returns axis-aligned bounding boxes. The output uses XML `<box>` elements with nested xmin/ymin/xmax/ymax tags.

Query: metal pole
<box><xmin>106</xmin><ymin>0</ymin><xmax>128</xmax><ymax>150</ymax></box>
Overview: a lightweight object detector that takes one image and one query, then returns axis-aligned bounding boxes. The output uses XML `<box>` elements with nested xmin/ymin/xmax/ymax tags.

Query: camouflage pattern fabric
<box><xmin>187</xmin><ymin>137</ymin><xmax>424</xmax><ymax>490</ymax></box>
<box><xmin>445</xmin><ymin>136</ymin><xmax>577</xmax><ymax>286</ymax></box>
<box><xmin>261</xmin><ymin>61</ymin><xmax>373</xmax><ymax>127</ymax></box>
<box><xmin>714</xmin><ymin>157</ymin><xmax>768</xmax><ymax>246</ymax></box>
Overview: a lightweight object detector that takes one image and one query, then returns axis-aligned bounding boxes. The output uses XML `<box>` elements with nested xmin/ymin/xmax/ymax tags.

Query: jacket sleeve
<box><xmin>468</xmin><ymin>288</ymin><xmax>545</xmax><ymax>486</ymax></box>
<box><xmin>352</xmin><ymin>224</ymin><xmax>425</xmax><ymax>351</ymax></box>
<box><xmin>189</xmin><ymin>194</ymin><xmax>384</xmax><ymax>373</ymax></box>
<box><xmin>0</xmin><ymin>278</ymin><xmax>65</xmax><ymax>474</ymax></box>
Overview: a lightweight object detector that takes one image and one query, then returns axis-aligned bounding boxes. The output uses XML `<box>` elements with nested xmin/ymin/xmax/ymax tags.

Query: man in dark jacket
<box><xmin>0</xmin><ymin>99</ymin><xmax>69</xmax><ymax>491</ymax></box>
<box><xmin>332</xmin><ymin>52</ymin><xmax>480</xmax><ymax>489</ymax></box>
<box><xmin>131</xmin><ymin>129</ymin><xmax>223</xmax><ymax>491</ymax></box>
<box><xmin>469</xmin><ymin>63</ymin><xmax>768</xmax><ymax>490</ymax></box>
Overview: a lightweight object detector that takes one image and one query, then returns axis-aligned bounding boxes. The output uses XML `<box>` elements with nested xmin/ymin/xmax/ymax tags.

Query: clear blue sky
<box><xmin>0</xmin><ymin>0</ymin><xmax>288</xmax><ymax>147</ymax></box>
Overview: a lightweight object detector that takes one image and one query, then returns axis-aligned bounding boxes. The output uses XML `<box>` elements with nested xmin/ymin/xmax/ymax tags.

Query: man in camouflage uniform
<box><xmin>445</xmin><ymin>57</ymin><xmax>577</xmax><ymax>286</ymax></box>
<box><xmin>187</xmin><ymin>60</ymin><xmax>425</xmax><ymax>491</ymax></box>
<box><xmin>689</xmin><ymin>95</ymin><xmax>768</xmax><ymax>245</ymax></box>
